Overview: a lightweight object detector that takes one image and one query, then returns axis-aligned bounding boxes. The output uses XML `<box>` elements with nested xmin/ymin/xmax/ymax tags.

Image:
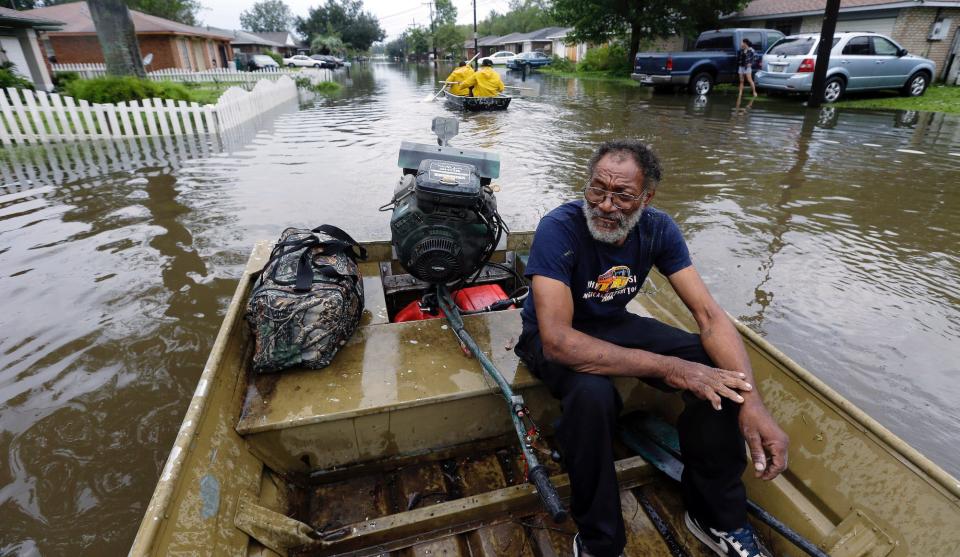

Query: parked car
<box><xmin>756</xmin><ymin>32</ymin><xmax>935</xmax><ymax>102</ymax></box>
<box><xmin>284</xmin><ymin>54</ymin><xmax>324</xmax><ymax>68</ymax></box>
<box><xmin>478</xmin><ymin>51</ymin><xmax>518</xmax><ymax>65</ymax></box>
<box><xmin>309</xmin><ymin>54</ymin><xmax>338</xmax><ymax>69</ymax></box>
<box><xmin>240</xmin><ymin>54</ymin><xmax>280</xmax><ymax>71</ymax></box>
<box><xmin>506</xmin><ymin>51</ymin><xmax>552</xmax><ymax>71</ymax></box>
<box><xmin>631</xmin><ymin>28</ymin><xmax>785</xmax><ymax>95</ymax></box>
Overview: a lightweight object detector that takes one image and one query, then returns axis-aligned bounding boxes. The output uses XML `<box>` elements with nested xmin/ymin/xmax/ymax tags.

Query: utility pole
<box><xmin>423</xmin><ymin>1</ymin><xmax>437</xmax><ymax>64</ymax></box>
<box><xmin>808</xmin><ymin>0</ymin><xmax>841</xmax><ymax>107</ymax></box>
<box><xmin>473</xmin><ymin>0</ymin><xmax>478</xmax><ymax>69</ymax></box>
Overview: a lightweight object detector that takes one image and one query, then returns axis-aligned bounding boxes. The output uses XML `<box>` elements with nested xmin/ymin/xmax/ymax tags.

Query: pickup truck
<box><xmin>631</xmin><ymin>28</ymin><xmax>785</xmax><ymax>95</ymax></box>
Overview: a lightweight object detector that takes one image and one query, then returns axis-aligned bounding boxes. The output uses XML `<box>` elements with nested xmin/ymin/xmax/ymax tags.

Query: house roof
<box><xmin>23</xmin><ymin>1</ymin><xmax>232</xmax><ymax>40</ymax></box>
<box><xmin>494</xmin><ymin>32</ymin><xmax>527</xmax><ymax>44</ymax></box>
<box><xmin>251</xmin><ymin>31</ymin><xmax>303</xmax><ymax>48</ymax></box>
<box><xmin>728</xmin><ymin>0</ymin><xmax>960</xmax><ymax>19</ymax></box>
<box><xmin>211</xmin><ymin>27</ymin><xmax>283</xmax><ymax>47</ymax></box>
<box><xmin>544</xmin><ymin>27</ymin><xmax>574</xmax><ymax>40</ymax></box>
<box><xmin>0</xmin><ymin>6</ymin><xmax>63</xmax><ymax>29</ymax></box>
<box><xmin>463</xmin><ymin>35</ymin><xmax>502</xmax><ymax>48</ymax></box>
<box><xmin>494</xmin><ymin>27</ymin><xmax>571</xmax><ymax>45</ymax></box>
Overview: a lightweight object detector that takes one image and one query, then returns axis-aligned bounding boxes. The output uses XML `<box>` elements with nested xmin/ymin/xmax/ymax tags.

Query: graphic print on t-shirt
<box><xmin>584</xmin><ymin>265</ymin><xmax>639</xmax><ymax>302</ymax></box>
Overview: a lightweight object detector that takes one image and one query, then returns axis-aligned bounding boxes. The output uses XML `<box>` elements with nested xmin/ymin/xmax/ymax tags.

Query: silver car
<box><xmin>756</xmin><ymin>32</ymin><xmax>935</xmax><ymax>102</ymax></box>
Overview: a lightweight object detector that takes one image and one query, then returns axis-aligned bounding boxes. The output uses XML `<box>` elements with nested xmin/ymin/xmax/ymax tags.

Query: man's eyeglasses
<box><xmin>583</xmin><ymin>185</ymin><xmax>646</xmax><ymax>210</ymax></box>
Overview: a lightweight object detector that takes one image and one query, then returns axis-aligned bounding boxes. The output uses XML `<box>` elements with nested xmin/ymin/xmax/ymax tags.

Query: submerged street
<box><xmin>1</xmin><ymin>62</ymin><xmax>959</xmax><ymax>554</ymax></box>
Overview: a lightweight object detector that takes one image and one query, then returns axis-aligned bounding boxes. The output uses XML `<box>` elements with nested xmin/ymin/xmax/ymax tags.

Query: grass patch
<box><xmin>539</xmin><ymin>67</ymin><xmax>640</xmax><ymax>87</ymax></box>
<box><xmin>294</xmin><ymin>76</ymin><xmax>342</xmax><ymax>96</ymax></box>
<box><xmin>181</xmin><ymin>82</ymin><xmax>234</xmax><ymax>104</ymax></box>
<box><xmin>833</xmin><ymin>85</ymin><xmax>960</xmax><ymax>114</ymax></box>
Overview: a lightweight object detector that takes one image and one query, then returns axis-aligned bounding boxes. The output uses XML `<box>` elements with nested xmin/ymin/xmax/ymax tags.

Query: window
<box><xmin>842</xmin><ymin>36</ymin><xmax>872</xmax><ymax>55</ymax></box>
<box><xmin>695</xmin><ymin>33</ymin><xmax>734</xmax><ymax>50</ymax></box>
<box><xmin>768</xmin><ymin>37</ymin><xmax>817</xmax><ymax>56</ymax></box>
<box><xmin>872</xmin><ymin>36</ymin><xmax>899</xmax><ymax>56</ymax></box>
<box><xmin>765</xmin><ymin>31</ymin><xmax>785</xmax><ymax>49</ymax></box>
<box><xmin>743</xmin><ymin>31</ymin><xmax>764</xmax><ymax>49</ymax></box>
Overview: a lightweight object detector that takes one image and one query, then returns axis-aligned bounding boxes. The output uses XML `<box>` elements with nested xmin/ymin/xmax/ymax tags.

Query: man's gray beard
<box><xmin>582</xmin><ymin>202</ymin><xmax>644</xmax><ymax>244</ymax></box>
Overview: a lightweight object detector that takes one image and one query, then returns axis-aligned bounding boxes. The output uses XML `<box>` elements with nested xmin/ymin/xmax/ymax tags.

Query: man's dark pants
<box><xmin>515</xmin><ymin>312</ymin><xmax>747</xmax><ymax>557</ymax></box>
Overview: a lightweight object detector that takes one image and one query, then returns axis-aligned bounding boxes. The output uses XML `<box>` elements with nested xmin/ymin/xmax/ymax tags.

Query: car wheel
<box><xmin>313</xmin><ymin>63</ymin><xmax>321</xmax><ymax>68</ymax></box>
<box><xmin>690</xmin><ymin>72</ymin><xmax>713</xmax><ymax>96</ymax></box>
<box><xmin>823</xmin><ymin>76</ymin><xmax>845</xmax><ymax>103</ymax></box>
<box><xmin>287</xmin><ymin>63</ymin><xmax>295</xmax><ymax>68</ymax></box>
<box><xmin>901</xmin><ymin>72</ymin><xmax>929</xmax><ymax>97</ymax></box>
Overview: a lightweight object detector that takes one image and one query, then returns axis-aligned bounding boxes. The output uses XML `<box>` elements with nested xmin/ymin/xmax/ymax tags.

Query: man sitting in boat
<box><xmin>461</xmin><ymin>59</ymin><xmax>504</xmax><ymax>97</ymax></box>
<box><xmin>445</xmin><ymin>60</ymin><xmax>474</xmax><ymax>96</ymax></box>
<box><xmin>514</xmin><ymin>140</ymin><xmax>789</xmax><ymax>557</ymax></box>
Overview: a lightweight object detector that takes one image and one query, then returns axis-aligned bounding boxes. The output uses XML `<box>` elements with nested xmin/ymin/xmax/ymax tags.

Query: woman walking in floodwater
<box><xmin>738</xmin><ymin>38</ymin><xmax>758</xmax><ymax>97</ymax></box>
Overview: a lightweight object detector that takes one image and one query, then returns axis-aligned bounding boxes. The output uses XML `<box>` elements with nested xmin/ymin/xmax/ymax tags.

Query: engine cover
<box><xmin>390</xmin><ymin>159</ymin><xmax>499</xmax><ymax>284</ymax></box>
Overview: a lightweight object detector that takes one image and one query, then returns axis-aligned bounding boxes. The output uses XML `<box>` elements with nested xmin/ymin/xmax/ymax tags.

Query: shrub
<box><xmin>264</xmin><ymin>51</ymin><xmax>283</xmax><ymax>65</ymax></box>
<box><xmin>309</xmin><ymin>81</ymin><xmax>341</xmax><ymax>95</ymax></box>
<box><xmin>550</xmin><ymin>55</ymin><xmax>576</xmax><ymax>72</ymax></box>
<box><xmin>64</xmin><ymin>76</ymin><xmax>191</xmax><ymax>103</ymax></box>
<box><xmin>0</xmin><ymin>62</ymin><xmax>34</xmax><ymax>90</ymax></box>
<box><xmin>579</xmin><ymin>44</ymin><xmax>632</xmax><ymax>76</ymax></box>
<box><xmin>52</xmin><ymin>71</ymin><xmax>81</xmax><ymax>90</ymax></box>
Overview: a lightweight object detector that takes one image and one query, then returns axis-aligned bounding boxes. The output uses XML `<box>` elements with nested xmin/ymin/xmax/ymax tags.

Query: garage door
<box><xmin>836</xmin><ymin>17</ymin><xmax>897</xmax><ymax>36</ymax></box>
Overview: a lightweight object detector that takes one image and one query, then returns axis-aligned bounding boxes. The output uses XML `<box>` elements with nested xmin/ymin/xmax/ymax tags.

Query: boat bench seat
<box><xmin>236</xmin><ymin>256</ymin><xmax>653</xmax><ymax>474</ymax></box>
<box><xmin>235</xmin><ymin>307</ymin><xmax>565</xmax><ymax>473</ymax></box>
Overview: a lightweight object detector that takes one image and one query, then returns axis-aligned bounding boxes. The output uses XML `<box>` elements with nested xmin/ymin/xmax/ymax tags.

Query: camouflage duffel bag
<box><xmin>246</xmin><ymin>224</ymin><xmax>367</xmax><ymax>373</ymax></box>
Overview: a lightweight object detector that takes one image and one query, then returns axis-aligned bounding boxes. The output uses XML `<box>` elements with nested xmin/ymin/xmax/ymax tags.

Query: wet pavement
<box><xmin>0</xmin><ymin>62</ymin><xmax>958</xmax><ymax>555</ymax></box>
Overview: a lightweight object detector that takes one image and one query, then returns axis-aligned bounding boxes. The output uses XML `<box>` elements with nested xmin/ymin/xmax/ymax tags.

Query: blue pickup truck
<box><xmin>631</xmin><ymin>28</ymin><xmax>785</xmax><ymax>95</ymax></box>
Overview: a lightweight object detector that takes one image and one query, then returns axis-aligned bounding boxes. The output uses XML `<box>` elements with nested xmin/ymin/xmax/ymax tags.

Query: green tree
<box><xmin>87</xmin><ymin>0</ymin><xmax>146</xmax><ymax>77</ymax></box>
<box><xmin>552</xmin><ymin>0</ymin><xmax>747</xmax><ymax>66</ymax></box>
<box><xmin>297</xmin><ymin>0</ymin><xmax>386</xmax><ymax>52</ymax></box>
<box><xmin>385</xmin><ymin>34</ymin><xmax>407</xmax><ymax>60</ymax></box>
<box><xmin>240</xmin><ymin>0</ymin><xmax>294</xmax><ymax>32</ymax></box>
<box><xmin>406</xmin><ymin>26</ymin><xmax>431</xmax><ymax>61</ymax></box>
<box><xmin>431</xmin><ymin>0</ymin><xmax>463</xmax><ymax>59</ymax></box>
<box><xmin>311</xmin><ymin>34</ymin><xmax>346</xmax><ymax>54</ymax></box>
<box><xmin>477</xmin><ymin>0</ymin><xmax>557</xmax><ymax>36</ymax></box>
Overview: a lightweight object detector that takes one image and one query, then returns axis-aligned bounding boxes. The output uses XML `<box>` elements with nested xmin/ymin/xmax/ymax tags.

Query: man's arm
<box><xmin>532</xmin><ymin>275</ymin><xmax>753</xmax><ymax>409</ymax></box>
<box><xmin>667</xmin><ymin>266</ymin><xmax>789</xmax><ymax>480</ymax></box>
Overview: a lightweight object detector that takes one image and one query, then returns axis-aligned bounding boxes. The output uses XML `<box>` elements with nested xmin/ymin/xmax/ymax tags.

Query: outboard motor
<box><xmin>385</xmin><ymin>117</ymin><xmax>505</xmax><ymax>284</ymax></box>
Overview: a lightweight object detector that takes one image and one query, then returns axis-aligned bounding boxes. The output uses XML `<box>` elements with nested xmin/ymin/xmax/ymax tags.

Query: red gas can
<box><xmin>393</xmin><ymin>284</ymin><xmax>513</xmax><ymax>322</ymax></box>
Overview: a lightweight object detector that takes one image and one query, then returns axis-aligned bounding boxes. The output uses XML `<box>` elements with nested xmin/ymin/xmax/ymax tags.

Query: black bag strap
<box><xmin>268</xmin><ymin>235</ymin><xmax>348</xmax><ymax>292</ymax></box>
<box><xmin>312</xmin><ymin>224</ymin><xmax>367</xmax><ymax>261</ymax></box>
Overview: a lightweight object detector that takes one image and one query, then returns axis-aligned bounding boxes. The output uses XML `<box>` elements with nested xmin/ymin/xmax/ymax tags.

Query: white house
<box><xmin>0</xmin><ymin>6</ymin><xmax>63</xmax><ymax>91</ymax></box>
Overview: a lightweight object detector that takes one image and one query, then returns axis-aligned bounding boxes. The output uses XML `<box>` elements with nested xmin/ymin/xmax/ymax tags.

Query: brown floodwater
<box><xmin>1</xmin><ymin>63</ymin><xmax>958</xmax><ymax>555</ymax></box>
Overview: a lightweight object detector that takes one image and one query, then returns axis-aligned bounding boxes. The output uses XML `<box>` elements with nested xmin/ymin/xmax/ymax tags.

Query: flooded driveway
<box><xmin>1</xmin><ymin>63</ymin><xmax>958</xmax><ymax>555</ymax></box>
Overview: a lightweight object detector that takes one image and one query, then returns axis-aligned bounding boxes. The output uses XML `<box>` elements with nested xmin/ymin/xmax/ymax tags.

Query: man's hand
<box><xmin>663</xmin><ymin>360</ymin><xmax>753</xmax><ymax>411</ymax></box>
<box><xmin>739</xmin><ymin>402</ymin><xmax>789</xmax><ymax>480</ymax></box>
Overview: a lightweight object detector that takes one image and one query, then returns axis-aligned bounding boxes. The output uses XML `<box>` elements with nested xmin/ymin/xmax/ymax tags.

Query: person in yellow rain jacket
<box><xmin>445</xmin><ymin>61</ymin><xmax>475</xmax><ymax>96</ymax></box>
<box><xmin>462</xmin><ymin>59</ymin><xmax>505</xmax><ymax>97</ymax></box>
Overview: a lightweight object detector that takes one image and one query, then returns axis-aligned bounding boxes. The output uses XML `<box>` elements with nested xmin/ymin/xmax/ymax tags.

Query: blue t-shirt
<box><xmin>521</xmin><ymin>200</ymin><xmax>692</xmax><ymax>331</ymax></box>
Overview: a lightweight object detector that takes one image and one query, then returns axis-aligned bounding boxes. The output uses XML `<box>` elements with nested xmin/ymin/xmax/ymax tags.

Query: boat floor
<box><xmin>288</xmin><ymin>428</ymin><xmax>721</xmax><ymax>557</ymax></box>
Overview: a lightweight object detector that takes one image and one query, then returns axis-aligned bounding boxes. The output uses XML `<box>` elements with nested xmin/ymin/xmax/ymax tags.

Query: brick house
<box><xmin>0</xmin><ymin>7</ymin><xmax>62</xmax><ymax>91</ymax></box>
<box><xmin>723</xmin><ymin>0</ymin><xmax>960</xmax><ymax>82</ymax></box>
<box><xmin>24</xmin><ymin>1</ymin><xmax>234</xmax><ymax>71</ymax></box>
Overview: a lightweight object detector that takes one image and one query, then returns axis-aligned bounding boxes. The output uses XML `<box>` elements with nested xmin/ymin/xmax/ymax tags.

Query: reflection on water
<box><xmin>1</xmin><ymin>63</ymin><xmax>958</xmax><ymax>555</ymax></box>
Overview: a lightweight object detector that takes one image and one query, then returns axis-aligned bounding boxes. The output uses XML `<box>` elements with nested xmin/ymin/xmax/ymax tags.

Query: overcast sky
<box><xmin>198</xmin><ymin>0</ymin><xmax>514</xmax><ymax>41</ymax></box>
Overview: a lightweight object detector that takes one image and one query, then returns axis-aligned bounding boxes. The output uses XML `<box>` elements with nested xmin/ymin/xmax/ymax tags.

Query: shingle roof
<box><xmin>463</xmin><ymin>35</ymin><xmax>503</xmax><ymax>48</ymax></box>
<box><xmin>0</xmin><ymin>6</ymin><xmax>64</xmax><ymax>29</ymax></box>
<box><xmin>494</xmin><ymin>32</ymin><xmax>527</xmax><ymax>44</ymax></box>
<box><xmin>23</xmin><ymin>1</ymin><xmax>232</xmax><ymax>40</ymax></box>
<box><xmin>211</xmin><ymin>28</ymin><xmax>284</xmax><ymax>47</ymax></box>
<box><xmin>730</xmin><ymin>0</ymin><xmax>946</xmax><ymax>18</ymax></box>
<box><xmin>251</xmin><ymin>31</ymin><xmax>303</xmax><ymax>47</ymax></box>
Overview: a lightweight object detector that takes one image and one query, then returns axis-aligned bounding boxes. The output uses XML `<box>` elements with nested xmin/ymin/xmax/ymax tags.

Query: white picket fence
<box><xmin>50</xmin><ymin>63</ymin><xmax>331</xmax><ymax>84</ymax></box>
<box><xmin>0</xmin><ymin>75</ymin><xmax>299</xmax><ymax>145</ymax></box>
